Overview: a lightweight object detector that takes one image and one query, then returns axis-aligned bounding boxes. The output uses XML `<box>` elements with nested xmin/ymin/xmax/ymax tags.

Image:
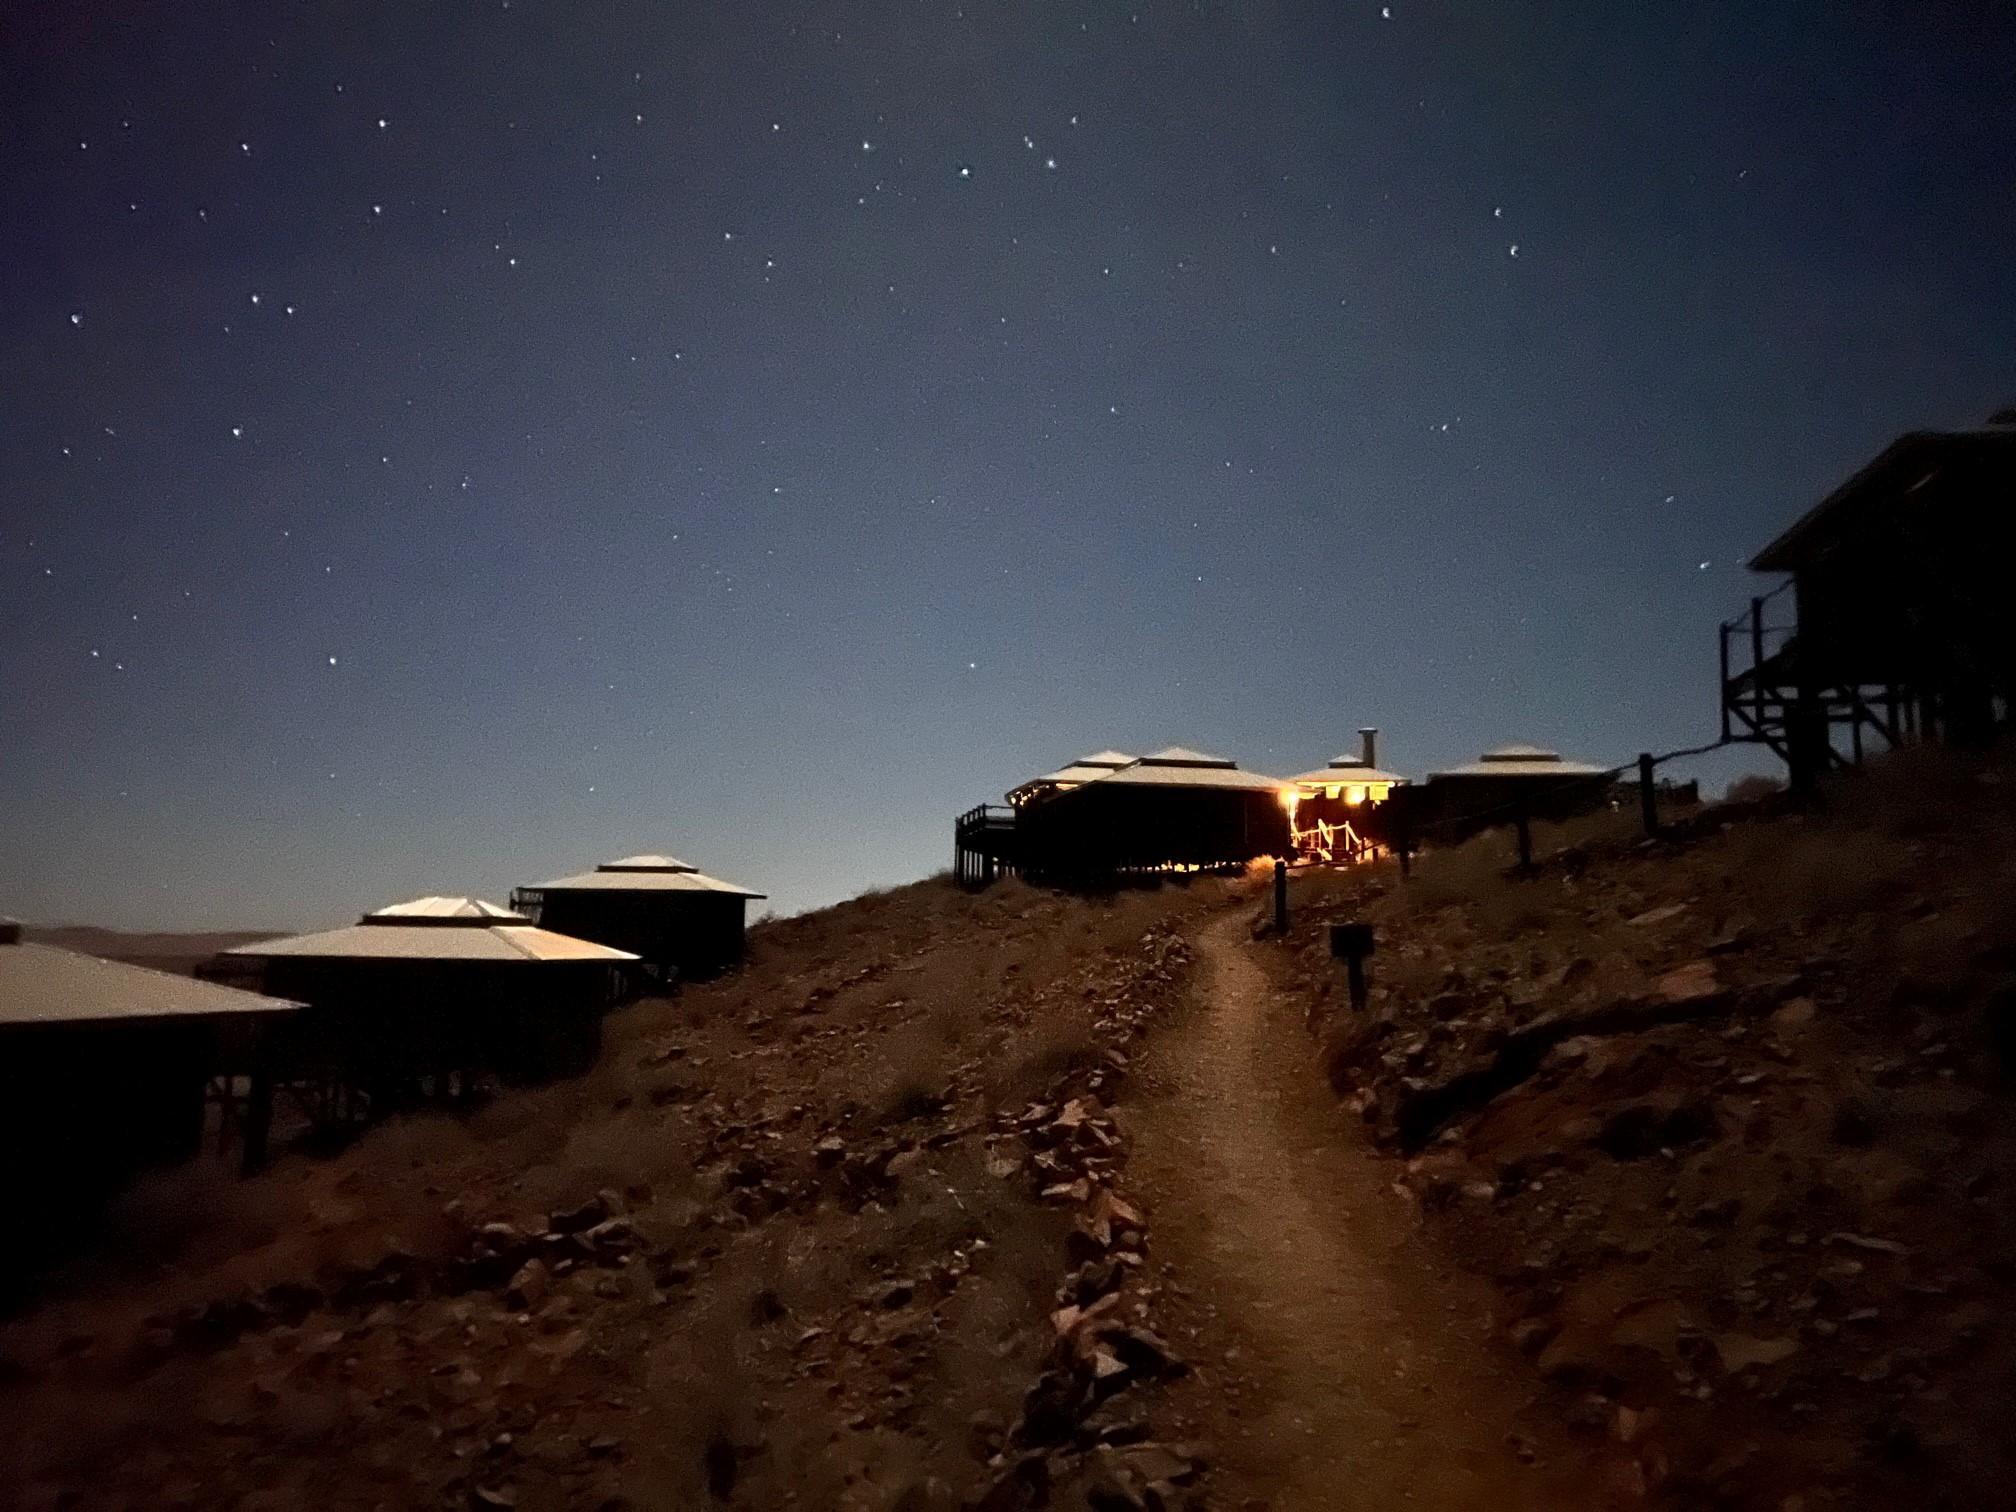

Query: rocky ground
<box><xmin>12</xmin><ymin>746</ymin><xmax>2014</xmax><ymax>1512</ymax></box>
<box><xmin>1262</xmin><ymin>745</ymin><xmax>2016</xmax><ymax>1510</ymax></box>
<box><xmin>1</xmin><ymin>876</ymin><xmax>1244</xmax><ymax>1512</ymax></box>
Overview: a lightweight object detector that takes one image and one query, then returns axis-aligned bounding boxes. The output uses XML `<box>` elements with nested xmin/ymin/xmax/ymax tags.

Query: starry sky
<box><xmin>5</xmin><ymin>2</ymin><xmax>2014</xmax><ymax>931</ymax></box>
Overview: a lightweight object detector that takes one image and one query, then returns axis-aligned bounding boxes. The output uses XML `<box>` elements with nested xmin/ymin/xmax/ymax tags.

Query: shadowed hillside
<box><xmin>1</xmin><ymin>873</ymin><xmax>1249</xmax><ymax>1511</ymax></box>
<box><xmin>1265</xmin><ymin>743</ymin><xmax>2016</xmax><ymax>1509</ymax></box>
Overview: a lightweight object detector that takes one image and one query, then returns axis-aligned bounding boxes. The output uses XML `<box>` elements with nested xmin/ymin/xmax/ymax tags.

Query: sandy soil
<box><xmin>1130</xmin><ymin>914</ymin><xmax>1626</xmax><ymax>1509</ymax></box>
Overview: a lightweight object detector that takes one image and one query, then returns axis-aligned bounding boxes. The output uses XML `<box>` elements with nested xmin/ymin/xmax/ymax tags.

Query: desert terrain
<box><xmin>5</xmin><ymin>745</ymin><xmax>2015</xmax><ymax>1511</ymax></box>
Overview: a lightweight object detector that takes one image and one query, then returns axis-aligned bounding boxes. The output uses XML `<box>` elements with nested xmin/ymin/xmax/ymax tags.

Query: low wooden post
<box><xmin>1273</xmin><ymin>859</ymin><xmax>1288</xmax><ymax>935</ymax></box>
<box><xmin>1638</xmin><ymin>752</ymin><xmax>1659</xmax><ymax>837</ymax></box>
<box><xmin>1329</xmin><ymin>923</ymin><xmax>1375</xmax><ymax>1012</ymax></box>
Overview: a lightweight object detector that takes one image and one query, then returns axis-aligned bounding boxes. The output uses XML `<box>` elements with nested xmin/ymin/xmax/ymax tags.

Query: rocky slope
<box><xmin>1263</xmin><ymin>746</ymin><xmax>2016</xmax><ymax>1510</ymax></box>
<box><xmin>1</xmin><ymin>875</ymin><xmax>1244</xmax><ymax>1512</ymax></box>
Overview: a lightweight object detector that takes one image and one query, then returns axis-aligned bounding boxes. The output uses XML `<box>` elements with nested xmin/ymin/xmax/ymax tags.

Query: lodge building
<box><xmin>512</xmin><ymin>854</ymin><xmax>765</xmax><ymax>982</ymax></box>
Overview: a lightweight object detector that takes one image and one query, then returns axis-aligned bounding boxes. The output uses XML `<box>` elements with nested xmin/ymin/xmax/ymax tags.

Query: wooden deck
<box><xmin>954</xmin><ymin>804</ymin><xmax>1018</xmax><ymax>888</ymax></box>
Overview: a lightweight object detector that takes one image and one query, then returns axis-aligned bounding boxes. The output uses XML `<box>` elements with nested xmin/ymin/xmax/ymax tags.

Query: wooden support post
<box><xmin>1789</xmin><ymin>684</ymin><xmax>1825</xmax><ymax>796</ymax></box>
<box><xmin>1638</xmin><ymin>752</ymin><xmax>1659</xmax><ymax>837</ymax></box>
<box><xmin>1719</xmin><ymin>623</ymin><xmax>1731</xmax><ymax>743</ymax></box>
<box><xmin>242</xmin><ymin>1054</ymin><xmax>273</xmax><ymax>1176</ymax></box>
<box><xmin>1750</xmin><ymin>596</ymin><xmax>1768</xmax><ymax>740</ymax></box>
<box><xmin>1273</xmin><ymin>859</ymin><xmax>1288</xmax><ymax>935</ymax></box>
<box><xmin>1515</xmin><ymin>799</ymin><xmax>1533</xmax><ymax>876</ymax></box>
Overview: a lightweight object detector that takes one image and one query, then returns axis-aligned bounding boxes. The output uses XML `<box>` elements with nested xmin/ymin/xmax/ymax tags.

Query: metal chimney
<box><xmin>1358</xmin><ymin>727</ymin><xmax>1379</xmax><ymax>769</ymax></box>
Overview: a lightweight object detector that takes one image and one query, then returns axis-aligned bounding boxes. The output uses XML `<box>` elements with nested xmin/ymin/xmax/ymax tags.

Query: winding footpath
<box><xmin>1127</xmin><ymin>913</ymin><xmax>1622</xmax><ymax>1509</ymax></box>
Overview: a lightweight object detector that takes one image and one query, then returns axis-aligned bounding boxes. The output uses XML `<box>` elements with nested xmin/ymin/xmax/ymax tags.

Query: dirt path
<box><xmin>1128</xmin><ymin>914</ymin><xmax>1615</xmax><ymax>1509</ymax></box>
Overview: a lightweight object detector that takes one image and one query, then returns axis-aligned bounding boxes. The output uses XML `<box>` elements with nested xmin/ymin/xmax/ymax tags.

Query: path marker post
<box><xmin>1638</xmin><ymin>752</ymin><xmax>1660</xmax><ymax>837</ymax></box>
<box><xmin>1273</xmin><ymin>858</ymin><xmax>1289</xmax><ymax>935</ymax></box>
<box><xmin>1329</xmin><ymin>922</ymin><xmax>1375</xmax><ymax>1013</ymax></box>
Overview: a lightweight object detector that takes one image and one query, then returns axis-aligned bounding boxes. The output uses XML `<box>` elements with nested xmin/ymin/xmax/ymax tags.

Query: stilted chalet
<box><xmin>1010</xmin><ymin>747</ymin><xmax>1292</xmax><ymax>882</ymax></box>
<box><xmin>1721</xmin><ymin>409</ymin><xmax>2016</xmax><ymax>787</ymax></box>
<box><xmin>1287</xmin><ymin>728</ymin><xmax>1410</xmax><ymax>862</ymax></box>
<box><xmin>1399</xmin><ymin>744</ymin><xmax>1612</xmax><ymax>842</ymax></box>
<box><xmin>0</xmin><ymin>918</ymin><xmax>301</xmax><ymax>1197</ymax></box>
<box><xmin>1006</xmin><ymin>750</ymin><xmax>1137</xmax><ymax>807</ymax></box>
<box><xmin>510</xmin><ymin>854</ymin><xmax>765</xmax><ymax>982</ymax></box>
<box><xmin>225</xmin><ymin>897</ymin><xmax>635</xmax><ymax>1119</ymax></box>
<box><xmin>956</xmin><ymin>750</ymin><xmax>1138</xmax><ymax>887</ymax></box>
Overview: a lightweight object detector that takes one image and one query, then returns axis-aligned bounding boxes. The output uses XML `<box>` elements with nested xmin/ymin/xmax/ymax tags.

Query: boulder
<box><xmin>547</xmin><ymin>1196</ymin><xmax>610</xmax><ymax>1236</ymax></box>
<box><xmin>505</xmin><ymin>1260</ymin><xmax>549</xmax><ymax>1311</ymax></box>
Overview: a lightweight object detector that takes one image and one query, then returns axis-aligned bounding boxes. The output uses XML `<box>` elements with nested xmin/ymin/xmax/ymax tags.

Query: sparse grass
<box><xmin>1723</xmin><ymin>772</ymin><xmax>1784</xmax><ymax>804</ymax></box>
<box><xmin>872</xmin><ymin>1001</ymin><xmax>966</xmax><ymax>1123</ymax></box>
<box><xmin>984</xmin><ymin>1013</ymin><xmax>1101</xmax><ymax>1113</ymax></box>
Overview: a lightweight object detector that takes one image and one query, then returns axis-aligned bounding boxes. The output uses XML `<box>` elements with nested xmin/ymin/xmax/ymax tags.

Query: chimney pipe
<box><xmin>1359</xmin><ymin>727</ymin><xmax>1379</xmax><ymax>769</ymax></box>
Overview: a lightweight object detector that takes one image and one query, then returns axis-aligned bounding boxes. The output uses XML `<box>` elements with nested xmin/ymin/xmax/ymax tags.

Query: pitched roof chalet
<box><xmin>0</xmin><ymin>934</ymin><xmax>301</xmax><ymax>1027</ymax></box>
<box><xmin>228</xmin><ymin>897</ymin><xmax>638</xmax><ymax>963</ymax></box>
<box><xmin>1427</xmin><ymin>745</ymin><xmax>1610</xmax><ymax>780</ymax></box>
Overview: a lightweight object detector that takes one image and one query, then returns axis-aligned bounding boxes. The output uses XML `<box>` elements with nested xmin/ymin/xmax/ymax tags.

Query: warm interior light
<box><xmin>1345</xmin><ymin>785</ymin><xmax>1366</xmax><ymax>806</ymax></box>
<box><xmin>1290</xmin><ymin>815</ymin><xmax>1364</xmax><ymax>865</ymax></box>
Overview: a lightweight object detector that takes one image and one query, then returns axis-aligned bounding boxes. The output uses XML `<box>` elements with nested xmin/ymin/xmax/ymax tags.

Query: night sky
<box><xmin>5</xmin><ymin>3</ymin><xmax>2013</xmax><ymax>930</ymax></box>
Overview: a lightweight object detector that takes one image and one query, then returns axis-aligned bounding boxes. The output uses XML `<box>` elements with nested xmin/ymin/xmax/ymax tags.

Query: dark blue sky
<box><xmin>4</xmin><ymin>2</ymin><xmax>2012</xmax><ymax>929</ymax></box>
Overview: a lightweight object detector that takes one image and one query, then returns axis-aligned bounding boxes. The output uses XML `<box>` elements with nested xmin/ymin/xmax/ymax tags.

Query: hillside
<box><xmin>6</xmin><ymin>746</ymin><xmax>2015</xmax><ymax>1512</ymax></box>
<box><xmin>1</xmin><ymin>876</ymin><xmax>1239</xmax><ymax>1511</ymax></box>
<box><xmin>1266</xmin><ymin>744</ymin><xmax>2016</xmax><ymax>1508</ymax></box>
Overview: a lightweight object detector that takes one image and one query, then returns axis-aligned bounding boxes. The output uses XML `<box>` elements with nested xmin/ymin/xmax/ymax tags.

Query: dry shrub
<box><xmin>983</xmin><ymin>1012</ymin><xmax>1099</xmax><ymax>1113</ymax></box>
<box><xmin>1845</xmin><ymin>739</ymin><xmax>2014</xmax><ymax>841</ymax></box>
<box><xmin>873</xmin><ymin>1001</ymin><xmax>966</xmax><ymax>1123</ymax></box>
<box><xmin>1403</xmin><ymin>830</ymin><xmax>1521</xmax><ymax>912</ymax></box>
<box><xmin>77</xmin><ymin>1159</ymin><xmax>300</xmax><ymax>1284</ymax></box>
<box><xmin>1715</xmin><ymin>818</ymin><xmax>1891</xmax><ymax>928</ymax></box>
<box><xmin>1528</xmin><ymin>805</ymin><xmax>1640</xmax><ymax>855</ymax></box>
<box><xmin>1724</xmin><ymin>772</ymin><xmax>1784</xmax><ymax>804</ymax></box>
<box><xmin>1469</xmin><ymin>879</ymin><xmax>1569</xmax><ymax>939</ymax></box>
<box><xmin>630</xmin><ymin>1279</ymin><xmax>766</xmax><ymax>1502</ymax></box>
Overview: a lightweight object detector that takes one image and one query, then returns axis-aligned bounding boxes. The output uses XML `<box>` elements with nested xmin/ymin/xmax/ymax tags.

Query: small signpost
<box><xmin>1328</xmin><ymin>922</ymin><xmax>1375</xmax><ymax>1013</ymax></box>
